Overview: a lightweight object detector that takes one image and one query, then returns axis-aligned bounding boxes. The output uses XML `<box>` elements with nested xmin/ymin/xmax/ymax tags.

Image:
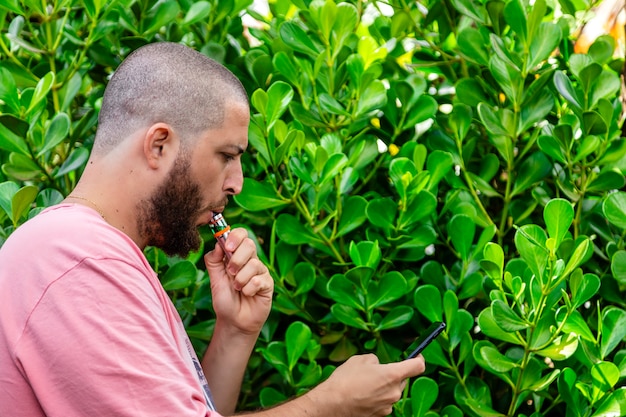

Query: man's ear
<box><xmin>143</xmin><ymin>123</ymin><xmax>178</xmax><ymax>169</ymax></box>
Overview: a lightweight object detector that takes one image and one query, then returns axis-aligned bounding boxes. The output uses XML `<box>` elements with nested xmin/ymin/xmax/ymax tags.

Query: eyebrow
<box><xmin>222</xmin><ymin>144</ymin><xmax>246</xmax><ymax>154</ymax></box>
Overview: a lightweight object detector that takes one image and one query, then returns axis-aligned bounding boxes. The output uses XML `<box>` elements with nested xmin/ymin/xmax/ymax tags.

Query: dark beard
<box><xmin>137</xmin><ymin>155</ymin><xmax>204</xmax><ymax>257</ymax></box>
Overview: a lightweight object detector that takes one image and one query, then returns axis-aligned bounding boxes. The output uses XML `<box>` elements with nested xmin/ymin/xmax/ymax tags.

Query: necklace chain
<box><xmin>67</xmin><ymin>195</ymin><xmax>106</xmax><ymax>220</ymax></box>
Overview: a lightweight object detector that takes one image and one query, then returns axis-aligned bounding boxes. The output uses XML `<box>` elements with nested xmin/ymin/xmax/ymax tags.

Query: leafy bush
<box><xmin>1</xmin><ymin>1</ymin><xmax>625</xmax><ymax>416</ymax></box>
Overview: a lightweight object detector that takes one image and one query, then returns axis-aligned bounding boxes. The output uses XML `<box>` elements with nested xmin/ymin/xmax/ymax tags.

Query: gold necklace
<box><xmin>67</xmin><ymin>195</ymin><xmax>106</xmax><ymax>220</ymax></box>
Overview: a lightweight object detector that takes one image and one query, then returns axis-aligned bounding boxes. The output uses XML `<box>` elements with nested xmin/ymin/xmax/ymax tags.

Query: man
<box><xmin>0</xmin><ymin>42</ymin><xmax>425</xmax><ymax>417</ymax></box>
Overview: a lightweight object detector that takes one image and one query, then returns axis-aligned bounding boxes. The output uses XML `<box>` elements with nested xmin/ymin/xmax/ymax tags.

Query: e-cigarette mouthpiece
<box><xmin>209</xmin><ymin>213</ymin><xmax>231</xmax><ymax>260</ymax></box>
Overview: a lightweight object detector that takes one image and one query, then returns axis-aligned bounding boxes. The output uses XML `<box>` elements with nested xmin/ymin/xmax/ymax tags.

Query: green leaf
<box><xmin>273</xmin><ymin>52</ymin><xmax>300</xmax><ymax>85</ymax></box>
<box><xmin>527</xmin><ymin>22</ymin><xmax>561</xmax><ymax>69</ymax></box>
<box><xmin>558</xmin><ymin>309</ymin><xmax>595</xmax><ymax>342</ymax></box>
<box><xmin>514</xmin><ymin>225</ymin><xmax>548</xmax><ymax>282</ymax></box>
<box><xmin>349</xmin><ymin>240</ymin><xmax>382</xmax><ymax>269</ymax></box>
<box><xmin>403</xmin><ymin>95</ymin><xmax>437</xmax><ymax>129</ymax></box>
<box><xmin>337</xmin><ymin>196</ymin><xmax>367</xmax><ymax>237</ymax></box>
<box><xmin>536</xmin><ymin>333</ymin><xmax>578</xmax><ymax>360</ymax></box>
<box><xmin>54</xmin><ymin>147</ymin><xmax>89</xmax><ymax>178</ymax></box>
<box><xmin>591</xmin><ymin>361</ymin><xmax>620</xmax><ymax>395</ymax></box>
<box><xmin>561</xmin><ymin>238</ymin><xmax>590</xmax><ymax>279</ymax></box>
<box><xmin>503</xmin><ymin>0</ymin><xmax>526</xmax><ymax>43</ymax></box>
<box><xmin>587</xmin><ymin>171</ymin><xmax>625</xmax><ymax>193</ymax></box>
<box><xmin>537</xmin><ymin>135</ymin><xmax>567</xmax><ymax>164</ymax></box>
<box><xmin>611</xmin><ymin>251</ymin><xmax>626</xmax><ymax>286</ymax></box>
<box><xmin>479</xmin><ymin>309</ymin><xmax>525</xmax><ymax>345</ymax></box>
<box><xmin>410</xmin><ymin>377</ymin><xmax>439</xmax><ymax>417</ymax></box>
<box><xmin>570</xmin><ymin>271</ymin><xmax>600</xmax><ymax>309</ymax></box>
<box><xmin>518</xmin><ymin>89</ymin><xmax>554</xmax><ymax>134</ymax></box>
<box><xmin>276</xmin><ymin>213</ymin><xmax>323</xmax><ymax>246</ymax></box>
<box><xmin>183</xmin><ymin>1</ymin><xmax>211</xmax><ymax>25</ymax></box>
<box><xmin>592</xmin><ymin>388</ymin><xmax>626</xmax><ymax>417</ymax></box>
<box><xmin>482</xmin><ymin>242</ymin><xmax>504</xmax><ymax>280</ymax></box>
<box><xmin>477</xmin><ymin>342</ymin><xmax>518</xmax><ymax>373</ymax></box>
<box><xmin>544</xmin><ymin>198</ymin><xmax>573</xmax><ymax>249</ymax></box>
<box><xmin>448</xmin><ymin>214</ymin><xmax>475</xmax><ymax>261</ymax></box>
<box><xmin>0</xmin><ymin>67</ymin><xmax>20</xmax><ymax>113</ymax></box>
<box><xmin>511</xmin><ymin>152</ymin><xmax>552</xmax><ymax>197</ymax></box>
<box><xmin>0</xmin><ymin>119</ymin><xmax>29</xmax><ymax>156</ymax></box>
<box><xmin>161</xmin><ymin>261</ymin><xmax>196</xmax><ymax>291</ymax></box>
<box><xmin>235</xmin><ymin>178</ymin><xmax>289</xmax><ymax>211</ymax></box>
<box><xmin>10</xmin><ymin>185</ymin><xmax>37</xmax><ymax>226</ymax></box>
<box><xmin>414</xmin><ymin>285</ymin><xmax>442</xmax><ymax>322</ymax></box>
<box><xmin>0</xmin><ymin>181</ymin><xmax>19</xmax><ymax>218</ymax></box>
<box><xmin>355</xmin><ymin>80</ymin><xmax>386</xmax><ymax>117</ymax></box>
<box><xmin>266</xmin><ymin>82</ymin><xmax>294</xmax><ymax>130</ymax></box>
<box><xmin>554</xmin><ymin>71</ymin><xmax>582</xmax><ymax>111</ymax></box>
<box><xmin>368</xmin><ymin>271</ymin><xmax>407</xmax><ymax>308</ymax></box>
<box><xmin>293</xmin><ymin>262</ymin><xmax>316</xmax><ymax>296</ymax></box>
<box><xmin>477</xmin><ymin>103</ymin><xmax>510</xmax><ymax>137</ymax></box>
<box><xmin>285</xmin><ymin>322</ymin><xmax>312</xmax><ymax>371</ymax></box>
<box><xmin>3</xmin><ymin>153</ymin><xmax>42</xmax><ymax>181</ymax></box>
<box><xmin>456</xmin><ymin>78</ymin><xmax>489</xmax><ymax>106</ymax></box>
<box><xmin>601</xmin><ymin>307</ymin><xmax>626</xmax><ymax>358</ymax></box>
<box><xmin>321</xmin><ymin>153</ymin><xmax>348</xmax><ymax>184</ymax></box>
<box><xmin>366</xmin><ymin>198</ymin><xmax>397</xmax><ymax>232</ymax></box>
<box><xmin>280</xmin><ymin>21</ymin><xmax>320</xmax><ymax>56</ymax></box>
<box><xmin>457</xmin><ymin>27</ymin><xmax>490</xmax><ymax>66</ymax></box>
<box><xmin>448</xmin><ymin>103</ymin><xmax>473</xmax><ymax>142</ymax></box>
<box><xmin>327</xmin><ymin>274</ymin><xmax>365</xmax><ymax>311</ymax></box>
<box><xmin>26</xmin><ymin>72</ymin><xmax>54</xmax><ymax>114</ymax></box>
<box><xmin>144</xmin><ymin>1</ymin><xmax>180</xmax><ymax>34</ymax></box>
<box><xmin>331</xmin><ymin>304</ymin><xmax>369</xmax><ymax>330</ymax></box>
<box><xmin>492</xmin><ymin>299</ymin><xmax>528</xmax><ymax>332</ymax></box>
<box><xmin>0</xmin><ymin>0</ymin><xmax>22</xmax><ymax>13</ymax></box>
<box><xmin>376</xmin><ymin>305</ymin><xmax>414</xmax><ymax>330</ymax></box>
<box><xmin>38</xmin><ymin>112</ymin><xmax>70</xmax><ymax>157</ymax></box>
<box><xmin>603</xmin><ymin>191</ymin><xmax>626</xmax><ymax>229</ymax></box>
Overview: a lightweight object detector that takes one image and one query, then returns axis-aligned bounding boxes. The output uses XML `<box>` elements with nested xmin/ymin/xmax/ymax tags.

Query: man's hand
<box><xmin>202</xmin><ymin>227</ymin><xmax>274</xmax><ymax>413</ymax></box>
<box><xmin>309</xmin><ymin>354</ymin><xmax>426</xmax><ymax>417</ymax></box>
<box><xmin>204</xmin><ymin>227</ymin><xmax>273</xmax><ymax>335</ymax></box>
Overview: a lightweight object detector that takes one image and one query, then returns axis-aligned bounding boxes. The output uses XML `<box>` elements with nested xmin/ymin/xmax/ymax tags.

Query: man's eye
<box><xmin>222</xmin><ymin>153</ymin><xmax>235</xmax><ymax>162</ymax></box>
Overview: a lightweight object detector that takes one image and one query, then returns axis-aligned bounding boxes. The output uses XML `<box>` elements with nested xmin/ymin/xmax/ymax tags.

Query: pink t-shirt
<box><xmin>0</xmin><ymin>204</ymin><xmax>221</xmax><ymax>417</ymax></box>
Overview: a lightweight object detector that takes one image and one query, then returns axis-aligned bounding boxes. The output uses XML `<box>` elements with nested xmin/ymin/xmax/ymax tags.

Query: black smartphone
<box><xmin>404</xmin><ymin>321</ymin><xmax>446</xmax><ymax>359</ymax></box>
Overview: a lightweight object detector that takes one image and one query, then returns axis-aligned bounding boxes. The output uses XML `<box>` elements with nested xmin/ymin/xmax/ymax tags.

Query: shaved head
<box><xmin>93</xmin><ymin>42</ymin><xmax>248</xmax><ymax>154</ymax></box>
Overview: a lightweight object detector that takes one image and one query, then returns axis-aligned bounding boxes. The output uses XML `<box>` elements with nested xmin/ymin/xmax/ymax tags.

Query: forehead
<box><xmin>193</xmin><ymin>101</ymin><xmax>249</xmax><ymax>151</ymax></box>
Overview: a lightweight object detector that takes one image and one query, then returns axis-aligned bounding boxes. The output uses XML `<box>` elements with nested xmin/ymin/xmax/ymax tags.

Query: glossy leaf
<box><xmin>511</xmin><ymin>152</ymin><xmax>552</xmax><ymax>197</ymax></box>
<box><xmin>601</xmin><ymin>307</ymin><xmax>626</xmax><ymax>358</ymax></box>
<box><xmin>448</xmin><ymin>214</ymin><xmax>475</xmax><ymax>261</ymax></box>
<box><xmin>478</xmin><ymin>309</ymin><xmax>523</xmax><ymax>344</ymax></box>
<box><xmin>331</xmin><ymin>304</ymin><xmax>369</xmax><ymax>330</ymax></box>
<box><xmin>327</xmin><ymin>274</ymin><xmax>364</xmax><ymax>311</ymax></box>
<box><xmin>285</xmin><ymin>321</ymin><xmax>311</xmax><ymax>371</ymax></box>
<box><xmin>234</xmin><ymin>178</ymin><xmax>289</xmax><ymax>211</ymax></box>
<box><xmin>410</xmin><ymin>377</ymin><xmax>439</xmax><ymax>417</ymax></box>
<box><xmin>414</xmin><ymin>285</ymin><xmax>442</xmax><ymax>323</ymax></box>
<box><xmin>376</xmin><ymin>306</ymin><xmax>414</xmax><ymax>330</ymax></box>
<box><xmin>161</xmin><ymin>261</ymin><xmax>196</xmax><ymax>291</ymax></box>
<box><xmin>611</xmin><ymin>251</ymin><xmax>626</xmax><ymax>286</ymax></box>
<box><xmin>603</xmin><ymin>191</ymin><xmax>626</xmax><ymax>229</ymax></box>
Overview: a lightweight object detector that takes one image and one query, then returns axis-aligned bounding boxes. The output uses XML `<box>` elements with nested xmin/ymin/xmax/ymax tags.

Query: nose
<box><xmin>224</xmin><ymin>160</ymin><xmax>244</xmax><ymax>195</ymax></box>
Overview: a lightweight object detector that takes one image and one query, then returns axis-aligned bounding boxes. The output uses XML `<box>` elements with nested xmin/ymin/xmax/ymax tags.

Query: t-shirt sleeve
<box><xmin>14</xmin><ymin>257</ymin><xmax>221</xmax><ymax>417</ymax></box>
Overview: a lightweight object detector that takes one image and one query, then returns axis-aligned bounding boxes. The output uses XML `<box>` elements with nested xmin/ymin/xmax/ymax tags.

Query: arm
<box><xmin>242</xmin><ymin>354</ymin><xmax>426</xmax><ymax>417</ymax></box>
<box><xmin>202</xmin><ymin>228</ymin><xmax>273</xmax><ymax>414</ymax></box>
<box><xmin>202</xmin><ymin>228</ymin><xmax>427</xmax><ymax>417</ymax></box>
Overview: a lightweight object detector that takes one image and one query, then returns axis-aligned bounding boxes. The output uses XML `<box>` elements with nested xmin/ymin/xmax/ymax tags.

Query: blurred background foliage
<box><xmin>1</xmin><ymin>0</ymin><xmax>626</xmax><ymax>416</ymax></box>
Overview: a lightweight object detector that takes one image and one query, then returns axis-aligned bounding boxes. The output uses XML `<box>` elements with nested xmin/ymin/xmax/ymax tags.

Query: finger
<box><xmin>222</xmin><ymin>227</ymin><xmax>251</xmax><ymax>253</ymax></box>
<box><xmin>233</xmin><ymin>258</ymin><xmax>270</xmax><ymax>292</ymax></box>
<box><xmin>238</xmin><ymin>272</ymin><xmax>274</xmax><ymax>298</ymax></box>
<box><xmin>225</xmin><ymin>237</ymin><xmax>257</xmax><ymax>276</ymax></box>
<box><xmin>385</xmin><ymin>355</ymin><xmax>426</xmax><ymax>379</ymax></box>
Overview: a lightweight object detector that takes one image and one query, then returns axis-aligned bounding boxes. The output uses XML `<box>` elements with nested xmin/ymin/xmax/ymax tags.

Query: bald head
<box><xmin>93</xmin><ymin>42</ymin><xmax>248</xmax><ymax>155</ymax></box>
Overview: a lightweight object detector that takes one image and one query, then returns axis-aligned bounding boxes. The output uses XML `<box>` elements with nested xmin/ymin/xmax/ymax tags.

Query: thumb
<box><xmin>204</xmin><ymin>247</ymin><xmax>228</xmax><ymax>280</ymax></box>
<box><xmin>385</xmin><ymin>355</ymin><xmax>426</xmax><ymax>379</ymax></box>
